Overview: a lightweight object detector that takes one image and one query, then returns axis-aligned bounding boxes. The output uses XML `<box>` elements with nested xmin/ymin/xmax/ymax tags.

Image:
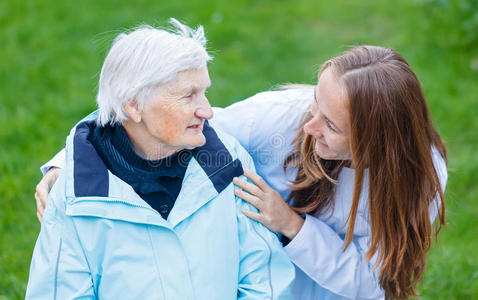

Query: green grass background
<box><xmin>1</xmin><ymin>0</ymin><xmax>477</xmax><ymax>299</ymax></box>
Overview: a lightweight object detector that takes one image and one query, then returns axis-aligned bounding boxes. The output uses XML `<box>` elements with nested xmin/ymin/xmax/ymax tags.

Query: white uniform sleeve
<box><xmin>210</xmin><ymin>101</ymin><xmax>257</xmax><ymax>154</ymax></box>
<box><xmin>284</xmin><ymin>214</ymin><xmax>384</xmax><ymax>299</ymax></box>
<box><xmin>40</xmin><ymin>148</ymin><xmax>66</xmax><ymax>175</ymax></box>
<box><xmin>284</xmin><ymin>148</ymin><xmax>448</xmax><ymax>300</ymax></box>
<box><xmin>212</xmin><ymin>89</ymin><xmax>312</xmax><ymax>201</ymax></box>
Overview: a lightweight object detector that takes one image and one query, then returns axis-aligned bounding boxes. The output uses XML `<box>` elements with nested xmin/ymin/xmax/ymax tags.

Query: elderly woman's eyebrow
<box><xmin>178</xmin><ymin>85</ymin><xmax>197</xmax><ymax>95</ymax></box>
<box><xmin>184</xmin><ymin>82</ymin><xmax>211</xmax><ymax>93</ymax></box>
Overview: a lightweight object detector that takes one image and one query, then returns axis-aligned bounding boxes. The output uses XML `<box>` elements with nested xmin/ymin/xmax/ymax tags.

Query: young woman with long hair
<box><xmin>36</xmin><ymin>45</ymin><xmax>447</xmax><ymax>299</ymax></box>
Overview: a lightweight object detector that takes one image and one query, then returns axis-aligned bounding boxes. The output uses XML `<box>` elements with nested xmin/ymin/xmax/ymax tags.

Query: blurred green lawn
<box><xmin>1</xmin><ymin>0</ymin><xmax>477</xmax><ymax>299</ymax></box>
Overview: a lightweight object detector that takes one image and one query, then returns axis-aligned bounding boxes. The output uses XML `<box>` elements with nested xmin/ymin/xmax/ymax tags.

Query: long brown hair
<box><xmin>285</xmin><ymin>46</ymin><xmax>447</xmax><ymax>299</ymax></box>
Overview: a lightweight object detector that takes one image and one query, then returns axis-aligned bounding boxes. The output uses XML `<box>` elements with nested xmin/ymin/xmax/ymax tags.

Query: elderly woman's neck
<box><xmin>121</xmin><ymin>120</ymin><xmax>182</xmax><ymax>160</ymax></box>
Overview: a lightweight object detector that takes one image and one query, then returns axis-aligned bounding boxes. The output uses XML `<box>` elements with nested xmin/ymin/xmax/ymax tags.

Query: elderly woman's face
<box><xmin>140</xmin><ymin>67</ymin><xmax>213</xmax><ymax>153</ymax></box>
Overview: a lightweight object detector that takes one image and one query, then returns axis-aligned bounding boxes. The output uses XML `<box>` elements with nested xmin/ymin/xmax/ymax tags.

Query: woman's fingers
<box><xmin>241</xmin><ymin>209</ymin><xmax>263</xmax><ymax>222</ymax></box>
<box><xmin>36</xmin><ymin>211</ymin><xmax>42</xmax><ymax>223</ymax></box>
<box><xmin>34</xmin><ymin>167</ymin><xmax>61</xmax><ymax>223</ymax></box>
<box><xmin>232</xmin><ymin>176</ymin><xmax>263</xmax><ymax>196</ymax></box>
<box><xmin>243</xmin><ymin>169</ymin><xmax>270</xmax><ymax>191</ymax></box>
<box><xmin>35</xmin><ymin>184</ymin><xmax>47</xmax><ymax>222</ymax></box>
<box><xmin>235</xmin><ymin>188</ymin><xmax>262</xmax><ymax>209</ymax></box>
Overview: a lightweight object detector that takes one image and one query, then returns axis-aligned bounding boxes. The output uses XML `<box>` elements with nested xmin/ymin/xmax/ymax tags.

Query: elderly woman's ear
<box><xmin>122</xmin><ymin>100</ymin><xmax>142</xmax><ymax>123</ymax></box>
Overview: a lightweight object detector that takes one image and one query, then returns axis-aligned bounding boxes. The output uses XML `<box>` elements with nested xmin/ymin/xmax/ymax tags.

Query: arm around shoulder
<box><xmin>40</xmin><ymin>148</ymin><xmax>66</xmax><ymax>175</ymax></box>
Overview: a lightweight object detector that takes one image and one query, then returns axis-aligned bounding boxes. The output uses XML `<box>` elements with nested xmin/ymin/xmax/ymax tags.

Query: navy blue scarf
<box><xmin>88</xmin><ymin>124</ymin><xmax>191</xmax><ymax>219</ymax></box>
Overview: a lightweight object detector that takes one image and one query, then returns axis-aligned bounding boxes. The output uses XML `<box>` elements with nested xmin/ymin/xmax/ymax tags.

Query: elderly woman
<box><xmin>26</xmin><ymin>19</ymin><xmax>294</xmax><ymax>299</ymax></box>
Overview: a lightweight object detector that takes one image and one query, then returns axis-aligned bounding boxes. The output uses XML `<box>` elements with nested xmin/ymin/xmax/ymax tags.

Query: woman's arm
<box><xmin>235</xmin><ymin>147</ymin><xmax>448</xmax><ymax>299</ymax></box>
<box><xmin>283</xmin><ymin>214</ymin><xmax>384</xmax><ymax>299</ymax></box>
<box><xmin>40</xmin><ymin>148</ymin><xmax>66</xmax><ymax>175</ymax></box>
<box><xmin>234</xmin><ymin>171</ymin><xmax>384</xmax><ymax>299</ymax></box>
<box><xmin>35</xmin><ymin>149</ymin><xmax>65</xmax><ymax>222</ymax></box>
<box><xmin>35</xmin><ymin>167</ymin><xmax>60</xmax><ymax>222</ymax></box>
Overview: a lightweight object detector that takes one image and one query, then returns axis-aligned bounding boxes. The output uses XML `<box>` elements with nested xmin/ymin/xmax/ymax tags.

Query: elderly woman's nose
<box><xmin>195</xmin><ymin>97</ymin><xmax>213</xmax><ymax>119</ymax></box>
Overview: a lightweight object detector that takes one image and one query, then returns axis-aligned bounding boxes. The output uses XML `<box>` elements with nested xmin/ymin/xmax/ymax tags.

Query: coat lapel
<box><xmin>167</xmin><ymin>122</ymin><xmax>243</xmax><ymax>228</ymax></box>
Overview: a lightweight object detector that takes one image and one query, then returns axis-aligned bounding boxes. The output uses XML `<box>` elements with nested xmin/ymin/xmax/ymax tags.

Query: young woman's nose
<box><xmin>303</xmin><ymin>117</ymin><xmax>323</xmax><ymax>137</ymax></box>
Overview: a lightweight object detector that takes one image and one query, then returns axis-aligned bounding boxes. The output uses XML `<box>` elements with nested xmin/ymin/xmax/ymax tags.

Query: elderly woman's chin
<box><xmin>181</xmin><ymin>129</ymin><xmax>207</xmax><ymax>149</ymax></box>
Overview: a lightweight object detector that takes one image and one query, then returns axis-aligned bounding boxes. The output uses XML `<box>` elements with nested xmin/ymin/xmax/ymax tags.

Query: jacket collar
<box><xmin>63</xmin><ymin>112</ymin><xmax>243</xmax><ymax>228</ymax></box>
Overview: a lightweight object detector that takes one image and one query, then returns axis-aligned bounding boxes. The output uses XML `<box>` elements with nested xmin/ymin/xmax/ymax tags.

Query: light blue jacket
<box><xmin>26</xmin><ymin>112</ymin><xmax>295</xmax><ymax>299</ymax></box>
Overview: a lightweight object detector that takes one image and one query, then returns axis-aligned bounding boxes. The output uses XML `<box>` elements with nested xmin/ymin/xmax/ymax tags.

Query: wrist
<box><xmin>281</xmin><ymin>212</ymin><xmax>305</xmax><ymax>240</ymax></box>
<box><xmin>47</xmin><ymin>167</ymin><xmax>61</xmax><ymax>187</ymax></box>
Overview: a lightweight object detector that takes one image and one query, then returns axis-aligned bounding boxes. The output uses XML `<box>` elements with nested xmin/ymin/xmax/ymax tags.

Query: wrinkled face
<box><xmin>303</xmin><ymin>67</ymin><xmax>352</xmax><ymax>160</ymax></box>
<box><xmin>140</xmin><ymin>67</ymin><xmax>213</xmax><ymax>154</ymax></box>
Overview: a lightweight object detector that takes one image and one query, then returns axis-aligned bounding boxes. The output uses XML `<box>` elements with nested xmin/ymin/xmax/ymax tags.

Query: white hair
<box><xmin>96</xmin><ymin>18</ymin><xmax>213</xmax><ymax>126</ymax></box>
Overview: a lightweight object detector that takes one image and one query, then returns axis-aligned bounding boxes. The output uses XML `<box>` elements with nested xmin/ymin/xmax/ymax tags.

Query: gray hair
<box><xmin>96</xmin><ymin>18</ymin><xmax>213</xmax><ymax>126</ymax></box>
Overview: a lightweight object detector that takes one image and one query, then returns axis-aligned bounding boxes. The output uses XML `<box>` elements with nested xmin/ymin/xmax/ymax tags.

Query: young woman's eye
<box><xmin>326</xmin><ymin>121</ymin><xmax>336</xmax><ymax>132</ymax></box>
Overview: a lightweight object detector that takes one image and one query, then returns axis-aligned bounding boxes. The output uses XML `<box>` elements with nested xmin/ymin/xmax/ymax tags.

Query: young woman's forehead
<box><xmin>317</xmin><ymin>70</ymin><xmax>349</xmax><ymax>120</ymax></box>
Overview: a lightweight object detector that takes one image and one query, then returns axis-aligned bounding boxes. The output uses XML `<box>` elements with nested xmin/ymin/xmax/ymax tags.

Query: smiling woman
<box><xmin>305</xmin><ymin>68</ymin><xmax>351</xmax><ymax>161</ymax></box>
<box><xmin>226</xmin><ymin>46</ymin><xmax>447</xmax><ymax>300</ymax></box>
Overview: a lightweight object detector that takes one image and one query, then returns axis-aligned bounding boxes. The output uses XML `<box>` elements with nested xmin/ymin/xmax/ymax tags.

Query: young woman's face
<box><xmin>303</xmin><ymin>67</ymin><xmax>352</xmax><ymax>160</ymax></box>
